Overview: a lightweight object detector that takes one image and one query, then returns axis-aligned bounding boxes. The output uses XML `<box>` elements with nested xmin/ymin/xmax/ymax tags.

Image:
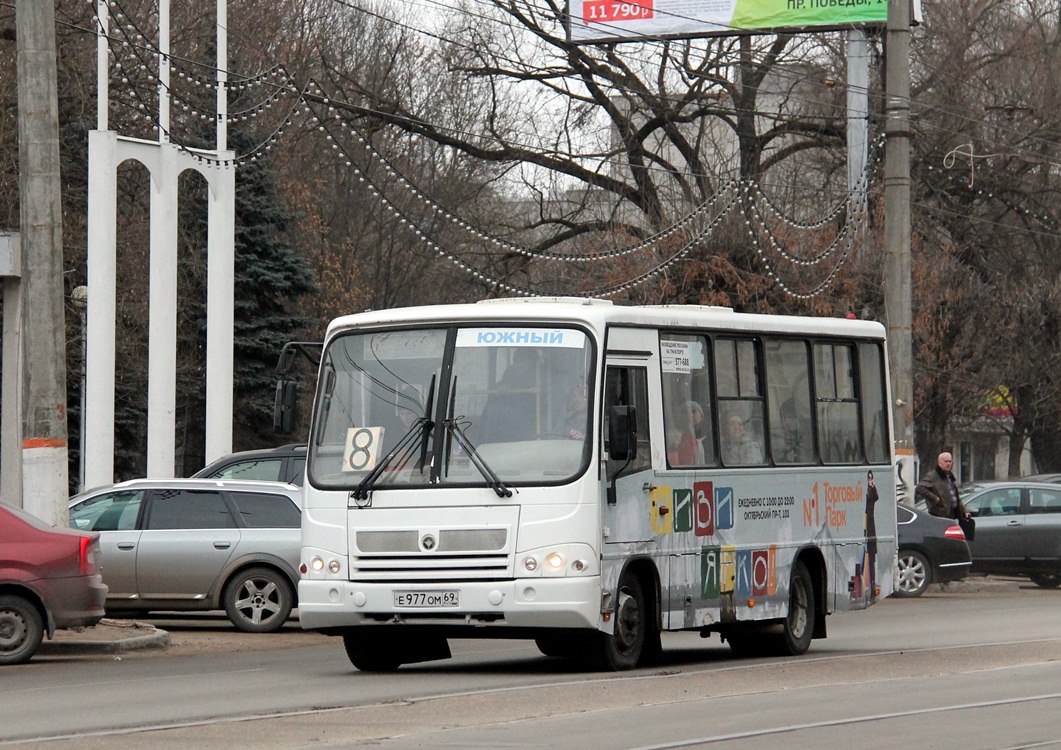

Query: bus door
<box><xmin>600</xmin><ymin>329</ymin><xmax>667</xmax><ymax>614</ymax></box>
<box><xmin>601</xmin><ymin>361</ymin><xmax>655</xmax><ymax>547</ymax></box>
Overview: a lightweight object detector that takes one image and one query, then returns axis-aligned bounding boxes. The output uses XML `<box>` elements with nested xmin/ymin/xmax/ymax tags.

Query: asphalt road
<box><xmin>2</xmin><ymin>583</ymin><xmax>1060</xmax><ymax>749</ymax></box>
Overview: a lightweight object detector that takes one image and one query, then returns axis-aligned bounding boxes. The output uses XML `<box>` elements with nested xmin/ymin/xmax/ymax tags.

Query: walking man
<box><xmin>915</xmin><ymin>451</ymin><xmax>969</xmax><ymax>520</ymax></box>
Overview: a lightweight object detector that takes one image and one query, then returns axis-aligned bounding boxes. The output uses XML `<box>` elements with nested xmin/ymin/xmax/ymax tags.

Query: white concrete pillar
<box><xmin>84</xmin><ymin>130</ymin><xmax>118</xmax><ymax>488</ymax></box>
<box><xmin>146</xmin><ymin>145</ymin><xmax>179</xmax><ymax>477</ymax></box>
<box><xmin>205</xmin><ymin>159</ymin><xmax>235</xmax><ymax>463</ymax></box>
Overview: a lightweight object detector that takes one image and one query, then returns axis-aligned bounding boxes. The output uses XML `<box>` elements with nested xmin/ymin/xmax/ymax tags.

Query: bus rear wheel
<box><xmin>587</xmin><ymin>574</ymin><xmax>651</xmax><ymax>671</ymax></box>
<box><xmin>777</xmin><ymin>560</ymin><xmax>815</xmax><ymax>656</ymax></box>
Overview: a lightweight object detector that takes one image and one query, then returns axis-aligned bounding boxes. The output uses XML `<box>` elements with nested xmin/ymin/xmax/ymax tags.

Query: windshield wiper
<box><xmin>353</xmin><ymin>375</ymin><xmax>436</xmax><ymax>502</ymax></box>
<box><xmin>443</xmin><ymin>417</ymin><xmax>513</xmax><ymax>498</ymax></box>
<box><xmin>351</xmin><ymin>418</ymin><xmax>430</xmax><ymax>502</ymax></box>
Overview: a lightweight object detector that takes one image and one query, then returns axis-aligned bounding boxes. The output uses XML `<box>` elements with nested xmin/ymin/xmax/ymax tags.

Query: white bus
<box><xmin>296</xmin><ymin>298</ymin><xmax>896</xmax><ymax>671</ymax></box>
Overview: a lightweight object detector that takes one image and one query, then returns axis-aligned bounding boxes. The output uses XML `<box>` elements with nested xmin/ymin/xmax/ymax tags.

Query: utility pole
<box><xmin>884</xmin><ymin>0</ymin><xmax>915</xmax><ymax>502</ymax></box>
<box><xmin>16</xmin><ymin>0</ymin><xmax>69</xmax><ymax>523</ymax></box>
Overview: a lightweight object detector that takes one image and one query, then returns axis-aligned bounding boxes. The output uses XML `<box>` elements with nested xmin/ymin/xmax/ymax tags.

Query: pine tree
<box><xmin>229</xmin><ymin>130</ymin><xmax>316</xmax><ymax>448</ymax></box>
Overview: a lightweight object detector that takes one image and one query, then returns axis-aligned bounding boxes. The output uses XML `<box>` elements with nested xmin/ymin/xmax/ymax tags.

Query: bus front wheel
<box><xmin>587</xmin><ymin>574</ymin><xmax>651</xmax><ymax>671</ymax></box>
<box><xmin>342</xmin><ymin>630</ymin><xmax>402</xmax><ymax>672</ymax></box>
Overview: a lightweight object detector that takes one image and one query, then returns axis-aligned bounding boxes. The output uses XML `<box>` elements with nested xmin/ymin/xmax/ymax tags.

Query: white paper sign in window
<box><xmin>343</xmin><ymin>427</ymin><xmax>385</xmax><ymax>472</ymax></box>
<box><xmin>661</xmin><ymin>339</ymin><xmax>705</xmax><ymax>373</ymax></box>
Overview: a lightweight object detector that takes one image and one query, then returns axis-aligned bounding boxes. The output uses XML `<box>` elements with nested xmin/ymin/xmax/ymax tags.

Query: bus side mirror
<box><xmin>608</xmin><ymin>405</ymin><xmax>636</xmax><ymax>461</ymax></box>
<box><xmin>274</xmin><ymin>380</ymin><xmax>298</xmax><ymax>434</ymax></box>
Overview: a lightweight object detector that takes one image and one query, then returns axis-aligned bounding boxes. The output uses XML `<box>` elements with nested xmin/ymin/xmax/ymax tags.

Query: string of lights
<box><xmin>741</xmin><ymin>191</ymin><xmax>858</xmax><ymax>300</ymax></box>
<box><xmin>743</xmin><ymin>184</ymin><xmax>861</xmax><ymax>269</ymax></box>
<box><xmin>588</xmin><ymin>192</ymin><xmax>742</xmax><ymax>298</ymax></box>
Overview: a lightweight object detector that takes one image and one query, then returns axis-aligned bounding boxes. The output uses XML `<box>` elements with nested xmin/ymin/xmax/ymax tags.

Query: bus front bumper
<box><xmin>298</xmin><ymin>576</ymin><xmax>602</xmax><ymax>631</ymax></box>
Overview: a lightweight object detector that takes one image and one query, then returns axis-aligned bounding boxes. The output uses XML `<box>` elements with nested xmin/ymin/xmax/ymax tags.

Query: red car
<box><xmin>0</xmin><ymin>502</ymin><xmax>108</xmax><ymax>664</ymax></box>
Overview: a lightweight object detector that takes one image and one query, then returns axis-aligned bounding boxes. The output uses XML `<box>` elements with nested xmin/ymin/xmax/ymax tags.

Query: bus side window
<box><xmin>715</xmin><ymin>338</ymin><xmax>766</xmax><ymax>466</ymax></box>
<box><xmin>859</xmin><ymin>342</ymin><xmax>890</xmax><ymax>464</ymax></box>
<box><xmin>604</xmin><ymin>366</ymin><xmax>651</xmax><ymax>474</ymax></box>
<box><xmin>660</xmin><ymin>334</ymin><xmax>713</xmax><ymax>467</ymax></box>
<box><xmin>814</xmin><ymin>343</ymin><xmax>863</xmax><ymax>464</ymax></box>
<box><xmin>765</xmin><ymin>340</ymin><xmax>815</xmax><ymax>465</ymax></box>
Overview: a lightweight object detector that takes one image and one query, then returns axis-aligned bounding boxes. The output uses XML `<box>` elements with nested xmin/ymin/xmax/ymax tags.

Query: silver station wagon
<box><xmin>69</xmin><ymin>478</ymin><xmax>302</xmax><ymax>633</ymax></box>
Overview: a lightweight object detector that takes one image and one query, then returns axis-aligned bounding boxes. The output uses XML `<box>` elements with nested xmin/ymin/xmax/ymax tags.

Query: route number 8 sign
<box><xmin>343</xmin><ymin>427</ymin><xmax>385</xmax><ymax>472</ymax></box>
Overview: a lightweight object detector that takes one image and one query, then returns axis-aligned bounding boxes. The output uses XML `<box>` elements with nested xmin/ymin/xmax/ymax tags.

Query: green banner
<box><xmin>733</xmin><ymin>0</ymin><xmax>887</xmax><ymax>29</ymax></box>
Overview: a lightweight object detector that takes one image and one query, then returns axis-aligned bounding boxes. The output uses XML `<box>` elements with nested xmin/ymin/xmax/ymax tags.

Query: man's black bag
<box><xmin>958</xmin><ymin>515</ymin><xmax>976</xmax><ymax>542</ymax></box>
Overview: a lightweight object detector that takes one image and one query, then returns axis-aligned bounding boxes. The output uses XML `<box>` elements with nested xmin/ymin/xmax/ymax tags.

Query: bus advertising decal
<box><xmin>650</xmin><ymin>482</ymin><xmax>734</xmax><ymax>536</ymax></box>
<box><xmin>802</xmin><ymin>480</ymin><xmax>865</xmax><ymax>530</ymax></box>
<box><xmin>700</xmin><ymin>544</ymin><xmax>778</xmax><ymax>599</ymax></box>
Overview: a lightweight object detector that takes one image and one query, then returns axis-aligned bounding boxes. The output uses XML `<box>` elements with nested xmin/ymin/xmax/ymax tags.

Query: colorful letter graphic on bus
<box><xmin>700</xmin><ymin>546</ymin><xmax>738</xmax><ymax>597</ymax></box>
<box><xmin>704</xmin><ymin>544</ymin><xmax>776</xmax><ymax>600</ymax></box>
<box><xmin>695</xmin><ymin>482</ymin><xmax>714</xmax><ymax>536</ymax></box>
<box><xmin>673</xmin><ymin>488</ymin><xmax>694</xmax><ymax>532</ymax></box>
<box><xmin>736</xmin><ymin>547</ymin><xmax>778</xmax><ymax>598</ymax></box>
<box><xmin>660</xmin><ymin>482</ymin><xmax>734</xmax><ymax>537</ymax></box>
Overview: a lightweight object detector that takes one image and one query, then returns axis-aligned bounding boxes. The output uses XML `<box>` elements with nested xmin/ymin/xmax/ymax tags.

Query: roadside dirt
<box><xmin>51</xmin><ymin>613</ymin><xmax>332</xmax><ymax>657</ymax></box>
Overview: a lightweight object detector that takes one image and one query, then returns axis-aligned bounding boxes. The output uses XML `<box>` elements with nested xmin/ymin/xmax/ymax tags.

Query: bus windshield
<box><xmin>308</xmin><ymin>325</ymin><xmax>594</xmax><ymax>490</ymax></box>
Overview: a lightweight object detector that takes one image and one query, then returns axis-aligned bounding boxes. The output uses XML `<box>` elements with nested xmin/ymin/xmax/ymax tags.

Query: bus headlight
<box><xmin>518</xmin><ymin>545</ymin><xmax>597</xmax><ymax>578</ymax></box>
<box><xmin>328</xmin><ymin>559</ymin><xmax>342</xmax><ymax>574</ymax></box>
<box><xmin>311</xmin><ymin>557</ymin><xmax>325</xmax><ymax>572</ymax></box>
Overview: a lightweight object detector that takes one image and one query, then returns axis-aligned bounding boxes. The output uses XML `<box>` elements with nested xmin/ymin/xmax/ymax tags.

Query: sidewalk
<box><xmin>39</xmin><ymin>618</ymin><xmax>171</xmax><ymax>656</ymax></box>
<box><xmin>943</xmin><ymin>575</ymin><xmax>1023</xmax><ymax>594</ymax></box>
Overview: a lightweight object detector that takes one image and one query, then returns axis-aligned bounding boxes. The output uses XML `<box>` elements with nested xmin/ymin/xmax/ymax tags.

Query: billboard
<box><xmin>568</xmin><ymin>0</ymin><xmax>897</xmax><ymax>44</ymax></box>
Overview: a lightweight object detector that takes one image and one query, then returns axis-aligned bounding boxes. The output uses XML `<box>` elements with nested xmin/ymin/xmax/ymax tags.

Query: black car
<box><xmin>1018</xmin><ymin>473</ymin><xmax>1061</xmax><ymax>485</ymax></box>
<box><xmin>960</xmin><ymin>481</ymin><xmax>1061</xmax><ymax>588</ymax></box>
<box><xmin>894</xmin><ymin>504</ymin><xmax>971</xmax><ymax>597</ymax></box>
<box><xmin>193</xmin><ymin>444</ymin><xmax>307</xmax><ymax>486</ymax></box>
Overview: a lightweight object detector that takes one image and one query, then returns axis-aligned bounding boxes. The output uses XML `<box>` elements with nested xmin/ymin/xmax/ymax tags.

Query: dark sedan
<box><xmin>960</xmin><ymin>481</ymin><xmax>1061</xmax><ymax>588</ymax></box>
<box><xmin>894</xmin><ymin>504</ymin><xmax>972</xmax><ymax>597</ymax></box>
<box><xmin>193</xmin><ymin>444</ymin><xmax>307</xmax><ymax>486</ymax></box>
<box><xmin>0</xmin><ymin>502</ymin><xmax>108</xmax><ymax>664</ymax></box>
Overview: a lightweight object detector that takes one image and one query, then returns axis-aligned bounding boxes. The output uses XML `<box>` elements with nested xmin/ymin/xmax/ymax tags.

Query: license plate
<box><xmin>393</xmin><ymin>590</ymin><xmax>460</xmax><ymax>608</ymax></box>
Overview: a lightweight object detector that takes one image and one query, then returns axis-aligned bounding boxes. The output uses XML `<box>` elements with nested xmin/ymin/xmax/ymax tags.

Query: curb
<box><xmin>39</xmin><ymin>622</ymin><xmax>171</xmax><ymax>656</ymax></box>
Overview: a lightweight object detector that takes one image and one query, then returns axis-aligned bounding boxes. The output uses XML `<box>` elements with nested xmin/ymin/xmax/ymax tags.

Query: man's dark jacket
<box><xmin>915</xmin><ymin>466</ymin><xmax>966</xmax><ymax>519</ymax></box>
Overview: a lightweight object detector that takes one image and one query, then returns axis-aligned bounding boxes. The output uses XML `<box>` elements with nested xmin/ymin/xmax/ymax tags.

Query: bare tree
<box><xmin>278</xmin><ymin>0</ymin><xmax>856</xmax><ymax>305</ymax></box>
<box><xmin>909</xmin><ymin>0</ymin><xmax>1061</xmax><ymax>473</ymax></box>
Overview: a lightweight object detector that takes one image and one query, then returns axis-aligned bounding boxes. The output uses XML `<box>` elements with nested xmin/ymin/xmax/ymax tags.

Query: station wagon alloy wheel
<box><xmin>223</xmin><ymin>567</ymin><xmax>294</xmax><ymax>633</ymax></box>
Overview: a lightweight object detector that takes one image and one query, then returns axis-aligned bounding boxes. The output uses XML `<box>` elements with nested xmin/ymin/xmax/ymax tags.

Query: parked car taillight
<box><xmin>79</xmin><ymin>536</ymin><xmax>100</xmax><ymax>576</ymax></box>
<box><xmin>944</xmin><ymin>526</ymin><xmax>966</xmax><ymax>540</ymax></box>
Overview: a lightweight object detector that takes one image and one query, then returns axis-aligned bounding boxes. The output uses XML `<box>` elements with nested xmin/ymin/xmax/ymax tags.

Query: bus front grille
<box><xmin>356</xmin><ymin>528</ymin><xmax>508</xmax><ymax>553</ymax></box>
<box><xmin>349</xmin><ymin>553</ymin><xmax>512</xmax><ymax>580</ymax></box>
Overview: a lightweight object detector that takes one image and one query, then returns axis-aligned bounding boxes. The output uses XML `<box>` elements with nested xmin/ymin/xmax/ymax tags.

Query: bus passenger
<box><xmin>668</xmin><ymin>402</ymin><xmax>705</xmax><ymax>466</ymax></box>
<box><xmin>564</xmin><ymin>384</ymin><xmax>589</xmax><ymax>440</ymax></box>
<box><xmin>478</xmin><ymin>349</ymin><xmax>540</xmax><ymax>442</ymax></box>
<box><xmin>722</xmin><ymin>414</ymin><xmax>763</xmax><ymax>465</ymax></box>
<box><xmin>773</xmin><ymin>400</ymin><xmax>806</xmax><ymax>463</ymax></box>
